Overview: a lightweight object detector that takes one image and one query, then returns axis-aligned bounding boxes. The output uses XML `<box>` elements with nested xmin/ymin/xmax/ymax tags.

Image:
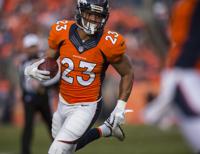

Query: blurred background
<box><xmin>0</xmin><ymin>0</ymin><xmax>194</xmax><ymax>154</ymax></box>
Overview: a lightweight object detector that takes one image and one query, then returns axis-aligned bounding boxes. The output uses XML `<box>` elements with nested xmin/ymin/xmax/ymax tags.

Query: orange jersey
<box><xmin>166</xmin><ymin>0</ymin><xmax>197</xmax><ymax>68</ymax></box>
<box><xmin>48</xmin><ymin>20</ymin><xmax>126</xmax><ymax>104</ymax></box>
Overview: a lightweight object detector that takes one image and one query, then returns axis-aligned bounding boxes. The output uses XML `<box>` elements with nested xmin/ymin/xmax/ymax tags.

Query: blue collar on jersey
<box><xmin>69</xmin><ymin>23</ymin><xmax>103</xmax><ymax>53</ymax></box>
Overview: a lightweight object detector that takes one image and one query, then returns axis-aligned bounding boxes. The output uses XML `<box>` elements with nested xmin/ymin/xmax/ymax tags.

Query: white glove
<box><xmin>24</xmin><ymin>59</ymin><xmax>50</xmax><ymax>81</ymax></box>
<box><xmin>109</xmin><ymin>100</ymin><xmax>127</xmax><ymax>128</ymax></box>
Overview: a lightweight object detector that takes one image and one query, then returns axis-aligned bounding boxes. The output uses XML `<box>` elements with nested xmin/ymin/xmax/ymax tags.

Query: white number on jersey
<box><xmin>61</xmin><ymin>58</ymin><xmax>74</xmax><ymax>84</ymax></box>
<box><xmin>61</xmin><ymin>58</ymin><xmax>96</xmax><ymax>86</ymax></box>
<box><xmin>105</xmin><ymin>31</ymin><xmax>119</xmax><ymax>44</ymax></box>
<box><xmin>56</xmin><ymin>20</ymin><xmax>68</xmax><ymax>31</ymax></box>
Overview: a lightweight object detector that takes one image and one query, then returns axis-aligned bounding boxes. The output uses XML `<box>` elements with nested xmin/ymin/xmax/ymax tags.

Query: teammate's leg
<box><xmin>178</xmin><ymin>117</ymin><xmax>200</xmax><ymax>153</ymax></box>
<box><xmin>174</xmin><ymin>84</ymin><xmax>200</xmax><ymax>153</ymax></box>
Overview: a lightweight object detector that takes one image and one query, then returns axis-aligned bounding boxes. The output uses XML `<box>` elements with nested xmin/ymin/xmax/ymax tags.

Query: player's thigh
<box><xmin>52</xmin><ymin>111</ymin><xmax>63</xmax><ymax>139</ymax></box>
<box><xmin>55</xmin><ymin>102</ymin><xmax>100</xmax><ymax>142</ymax></box>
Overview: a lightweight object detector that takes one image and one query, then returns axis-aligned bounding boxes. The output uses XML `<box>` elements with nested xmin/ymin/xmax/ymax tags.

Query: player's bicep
<box><xmin>101</xmin><ymin>31</ymin><xmax>126</xmax><ymax>63</ymax></box>
<box><xmin>48</xmin><ymin>25</ymin><xmax>60</xmax><ymax>50</ymax></box>
<box><xmin>48</xmin><ymin>20</ymin><xmax>68</xmax><ymax>49</ymax></box>
<box><xmin>111</xmin><ymin>54</ymin><xmax>133</xmax><ymax>76</ymax></box>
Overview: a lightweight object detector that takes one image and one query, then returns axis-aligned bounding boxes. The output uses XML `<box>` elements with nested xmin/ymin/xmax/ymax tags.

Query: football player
<box><xmin>144</xmin><ymin>0</ymin><xmax>200</xmax><ymax>153</ymax></box>
<box><xmin>24</xmin><ymin>0</ymin><xmax>134</xmax><ymax>153</ymax></box>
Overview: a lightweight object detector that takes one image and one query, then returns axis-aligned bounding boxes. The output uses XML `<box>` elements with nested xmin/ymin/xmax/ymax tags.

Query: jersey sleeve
<box><xmin>100</xmin><ymin>31</ymin><xmax>126</xmax><ymax>63</ymax></box>
<box><xmin>48</xmin><ymin>20</ymin><xmax>69</xmax><ymax>50</ymax></box>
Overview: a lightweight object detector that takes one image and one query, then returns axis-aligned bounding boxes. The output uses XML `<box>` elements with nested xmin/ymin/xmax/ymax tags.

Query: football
<box><xmin>38</xmin><ymin>57</ymin><xmax>59</xmax><ymax>78</ymax></box>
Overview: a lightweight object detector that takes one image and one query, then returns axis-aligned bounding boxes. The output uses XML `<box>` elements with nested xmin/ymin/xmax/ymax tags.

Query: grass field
<box><xmin>0</xmin><ymin>123</ymin><xmax>192</xmax><ymax>154</ymax></box>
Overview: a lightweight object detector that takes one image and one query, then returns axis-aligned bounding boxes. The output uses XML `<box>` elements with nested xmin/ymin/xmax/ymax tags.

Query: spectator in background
<box><xmin>19</xmin><ymin>34</ymin><xmax>53</xmax><ymax>154</ymax></box>
<box><xmin>144</xmin><ymin>0</ymin><xmax>200</xmax><ymax>153</ymax></box>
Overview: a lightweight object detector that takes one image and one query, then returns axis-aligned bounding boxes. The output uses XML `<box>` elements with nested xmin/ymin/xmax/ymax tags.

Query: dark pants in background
<box><xmin>21</xmin><ymin>93</ymin><xmax>52</xmax><ymax>154</ymax></box>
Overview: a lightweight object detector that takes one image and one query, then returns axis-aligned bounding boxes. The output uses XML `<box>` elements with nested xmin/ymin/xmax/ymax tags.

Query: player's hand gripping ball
<box><xmin>38</xmin><ymin>57</ymin><xmax>58</xmax><ymax>78</ymax></box>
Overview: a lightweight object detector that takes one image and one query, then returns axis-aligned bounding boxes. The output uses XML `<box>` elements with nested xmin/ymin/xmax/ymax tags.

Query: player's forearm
<box><xmin>111</xmin><ymin>54</ymin><xmax>134</xmax><ymax>102</ymax></box>
<box><xmin>118</xmin><ymin>69</ymin><xmax>134</xmax><ymax>102</ymax></box>
<box><xmin>110</xmin><ymin>70</ymin><xmax>134</xmax><ymax>128</ymax></box>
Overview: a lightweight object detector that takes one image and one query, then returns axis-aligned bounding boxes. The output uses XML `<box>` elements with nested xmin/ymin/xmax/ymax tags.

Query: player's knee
<box><xmin>48</xmin><ymin>140</ymin><xmax>75</xmax><ymax>154</ymax></box>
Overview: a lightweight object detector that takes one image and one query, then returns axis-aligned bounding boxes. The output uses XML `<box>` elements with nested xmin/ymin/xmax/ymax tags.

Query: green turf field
<box><xmin>0</xmin><ymin>124</ymin><xmax>192</xmax><ymax>154</ymax></box>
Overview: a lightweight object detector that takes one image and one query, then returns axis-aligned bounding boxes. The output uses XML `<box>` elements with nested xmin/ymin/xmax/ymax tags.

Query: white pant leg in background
<box><xmin>176</xmin><ymin>70</ymin><xmax>200</xmax><ymax>152</ymax></box>
<box><xmin>143</xmin><ymin>69</ymin><xmax>178</xmax><ymax>124</ymax></box>
<box><xmin>178</xmin><ymin>70</ymin><xmax>200</xmax><ymax>114</ymax></box>
<box><xmin>178</xmin><ymin>116</ymin><xmax>200</xmax><ymax>153</ymax></box>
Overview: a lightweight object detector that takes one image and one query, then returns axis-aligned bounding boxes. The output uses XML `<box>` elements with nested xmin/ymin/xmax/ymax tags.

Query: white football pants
<box><xmin>48</xmin><ymin>96</ymin><xmax>101</xmax><ymax>154</ymax></box>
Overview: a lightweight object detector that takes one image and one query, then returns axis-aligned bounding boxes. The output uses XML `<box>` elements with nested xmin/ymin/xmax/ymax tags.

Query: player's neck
<box><xmin>76</xmin><ymin>28</ymin><xmax>91</xmax><ymax>42</ymax></box>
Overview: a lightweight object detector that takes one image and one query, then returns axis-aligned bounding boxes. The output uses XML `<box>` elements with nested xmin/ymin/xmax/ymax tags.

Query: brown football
<box><xmin>38</xmin><ymin>57</ymin><xmax>58</xmax><ymax>78</ymax></box>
